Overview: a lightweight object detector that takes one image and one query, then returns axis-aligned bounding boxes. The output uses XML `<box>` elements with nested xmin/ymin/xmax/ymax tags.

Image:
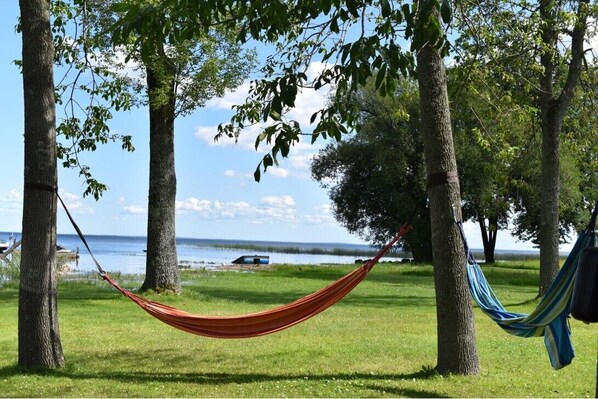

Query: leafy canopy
<box><xmin>112</xmin><ymin>0</ymin><xmax>452</xmax><ymax>180</ymax></box>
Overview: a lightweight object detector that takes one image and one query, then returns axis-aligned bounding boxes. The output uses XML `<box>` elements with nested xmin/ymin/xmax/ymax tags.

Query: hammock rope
<box><xmin>457</xmin><ymin>200</ymin><xmax>598</xmax><ymax>369</ymax></box>
<box><xmin>57</xmin><ymin>191</ymin><xmax>412</xmax><ymax>338</ymax></box>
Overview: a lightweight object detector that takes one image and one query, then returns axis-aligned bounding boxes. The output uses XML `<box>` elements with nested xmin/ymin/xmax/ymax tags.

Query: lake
<box><xmin>1</xmin><ymin>232</ymin><xmax>542</xmax><ymax>275</ymax></box>
<box><xmin>45</xmin><ymin>233</ymin><xmax>395</xmax><ymax>275</ymax></box>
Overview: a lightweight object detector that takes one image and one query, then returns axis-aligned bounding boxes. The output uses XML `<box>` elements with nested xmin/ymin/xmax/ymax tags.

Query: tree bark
<box><xmin>537</xmin><ymin>0</ymin><xmax>588</xmax><ymax>296</ymax></box>
<box><xmin>416</xmin><ymin>32</ymin><xmax>480</xmax><ymax>374</ymax></box>
<box><xmin>538</xmin><ymin>115</ymin><xmax>561</xmax><ymax>294</ymax></box>
<box><xmin>141</xmin><ymin>58</ymin><xmax>180</xmax><ymax>293</ymax></box>
<box><xmin>18</xmin><ymin>0</ymin><xmax>64</xmax><ymax>369</ymax></box>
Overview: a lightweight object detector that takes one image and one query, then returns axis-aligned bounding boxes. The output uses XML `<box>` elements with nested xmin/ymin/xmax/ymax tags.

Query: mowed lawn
<box><xmin>0</xmin><ymin>263</ymin><xmax>595</xmax><ymax>397</ymax></box>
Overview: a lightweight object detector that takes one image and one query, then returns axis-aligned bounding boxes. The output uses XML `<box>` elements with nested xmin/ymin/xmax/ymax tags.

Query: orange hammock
<box><xmin>57</xmin><ymin>190</ymin><xmax>411</xmax><ymax>338</ymax></box>
<box><xmin>100</xmin><ymin>223</ymin><xmax>411</xmax><ymax>338</ymax></box>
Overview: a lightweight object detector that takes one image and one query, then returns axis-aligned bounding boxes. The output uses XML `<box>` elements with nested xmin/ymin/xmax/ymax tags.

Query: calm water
<box><xmin>1</xmin><ymin>232</ymin><xmax>543</xmax><ymax>275</ymax></box>
<box><xmin>2</xmin><ymin>232</ymin><xmax>389</xmax><ymax>275</ymax></box>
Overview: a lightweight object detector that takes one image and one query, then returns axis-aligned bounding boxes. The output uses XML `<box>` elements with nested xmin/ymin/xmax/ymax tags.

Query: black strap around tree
<box><xmin>25</xmin><ymin>182</ymin><xmax>57</xmax><ymax>193</ymax></box>
<box><xmin>427</xmin><ymin>170</ymin><xmax>459</xmax><ymax>189</ymax></box>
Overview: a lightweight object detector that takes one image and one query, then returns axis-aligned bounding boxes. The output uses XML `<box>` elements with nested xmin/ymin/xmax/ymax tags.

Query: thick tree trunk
<box><xmin>141</xmin><ymin>62</ymin><xmax>180</xmax><ymax>293</ymax></box>
<box><xmin>416</xmin><ymin>38</ymin><xmax>480</xmax><ymax>374</ymax></box>
<box><xmin>18</xmin><ymin>0</ymin><xmax>64</xmax><ymax>369</ymax></box>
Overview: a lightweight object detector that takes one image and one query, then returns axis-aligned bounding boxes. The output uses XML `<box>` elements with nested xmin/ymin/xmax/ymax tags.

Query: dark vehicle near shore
<box><xmin>232</xmin><ymin>255</ymin><xmax>270</xmax><ymax>265</ymax></box>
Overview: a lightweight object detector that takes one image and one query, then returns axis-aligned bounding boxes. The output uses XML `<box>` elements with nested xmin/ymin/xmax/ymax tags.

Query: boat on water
<box><xmin>56</xmin><ymin>245</ymin><xmax>79</xmax><ymax>259</ymax></box>
<box><xmin>0</xmin><ymin>234</ymin><xmax>17</xmax><ymax>254</ymax></box>
<box><xmin>231</xmin><ymin>255</ymin><xmax>270</xmax><ymax>265</ymax></box>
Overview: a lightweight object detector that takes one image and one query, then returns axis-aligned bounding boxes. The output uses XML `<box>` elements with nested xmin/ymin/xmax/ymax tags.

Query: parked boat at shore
<box><xmin>0</xmin><ymin>234</ymin><xmax>17</xmax><ymax>254</ymax></box>
<box><xmin>231</xmin><ymin>255</ymin><xmax>270</xmax><ymax>265</ymax></box>
<box><xmin>56</xmin><ymin>245</ymin><xmax>79</xmax><ymax>259</ymax></box>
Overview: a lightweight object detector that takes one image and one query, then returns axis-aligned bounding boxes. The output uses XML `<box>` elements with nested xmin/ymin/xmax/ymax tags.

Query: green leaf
<box><xmin>441</xmin><ymin>0</ymin><xmax>452</xmax><ymax>24</ymax></box>
<box><xmin>254</xmin><ymin>166</ymin><xmax>261</xmax><ymax>182</ymax></box>
<box><xmin>263</xmin><ymin>153</ymin><xmax>274</xmax><ymax>168</ymax></box>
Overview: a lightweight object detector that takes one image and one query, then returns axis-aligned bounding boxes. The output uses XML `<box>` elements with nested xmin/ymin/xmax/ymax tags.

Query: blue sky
<box><xmin>0</xmin><ymin>3</ymin><xmax>572</xmax><ymax>251</ymax></box>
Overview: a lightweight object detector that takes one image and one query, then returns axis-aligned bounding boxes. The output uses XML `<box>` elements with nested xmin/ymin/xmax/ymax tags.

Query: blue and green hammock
<box><xmin>458</xmin><ymin>202</ymin><xmax>597</xmax><ymax>369</ymax></box>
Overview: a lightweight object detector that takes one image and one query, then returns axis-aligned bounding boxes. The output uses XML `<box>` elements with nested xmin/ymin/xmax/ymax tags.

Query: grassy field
<box><xmin>0</xmin><ymin>262</ymin><xmax>595</xmax><ymax>397</ymax></box>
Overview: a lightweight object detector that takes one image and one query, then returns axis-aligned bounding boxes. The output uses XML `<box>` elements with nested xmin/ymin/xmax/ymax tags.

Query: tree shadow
<box><xmin>178</xmin><ymin>285</ymin><xmax>436</xmax><ymax>310</ymax></box>
<box><xmin>27</xmin><ymin>271</ymin><xmax>438</xmax><ymax>312</ymax></box>
<box><xmin>269</xmin><ymin>265</ymin><xmax>434</xmax><ymax>286</ymax></box>
<box><xmin>0</xmin><ymin>361</ymin><xmax>446</xmax><ymax>397</ymax></box>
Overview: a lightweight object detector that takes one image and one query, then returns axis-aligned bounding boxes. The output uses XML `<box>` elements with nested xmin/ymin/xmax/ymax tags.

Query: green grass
<box><xmin>0</xmin><ymin>263</ymin><xmax>596</xmax><ymax>397</ymax></box>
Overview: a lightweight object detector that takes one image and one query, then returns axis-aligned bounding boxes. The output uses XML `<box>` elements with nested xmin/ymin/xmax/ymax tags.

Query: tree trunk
<box><xmin>538</xmin><ymin>116</ymin><xmax>561</xmax><ymax>295</ymax></box>
<box><xmin>18</xmin><ymin>0</ymin><xmax>64</xmax><ymax>369</ymax></box>
<box><xmin>416</xmin><ymin>30</ymin><xmax>480</xmax><ymax>374</ymax></box>
<box><xmin>406</xmin><ymin>208</ymin><xmax>434</xmax><ymax>263</ymax></box>
<box><xmin>141</xmin><ymin>59</ymin><xmax>180</xmax><ymax>293</ymax></box>
<box><xmin>536</xmin><ymin>0</ymin><xmax>588</xmax><ymax>296</ymax></box>
<box><xmin>478</xmin><ymin>216</ymin><xmax>497</xmax><ymax>264</ymax></box>
<box><xmin>410</xmin><ymin>244</ymin><xmax>434</xmax><ymax>264</ymax></box>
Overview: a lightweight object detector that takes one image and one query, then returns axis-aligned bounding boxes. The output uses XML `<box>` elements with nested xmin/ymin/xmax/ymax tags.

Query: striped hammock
<box><xmin>458</xmin><ymin>203</ymin><xmax>597</xmax><ymax>369</ymax></box>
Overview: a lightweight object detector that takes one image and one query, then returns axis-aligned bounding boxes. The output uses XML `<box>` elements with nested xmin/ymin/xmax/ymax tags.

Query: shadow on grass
<box><xmin>19</xmin><ymin>268</ymin><xmax>436</xmax><ymax>311</ymax></box>
<box><xmin>269</xmin><ymin>265</ymin><xmax>435</xmax><ymax>285</ymax></box>
<box><xmin>179</xmin><ymin>284</ymin><xmax>436</xmax><ymax>309</ymax></box>
<box><xmin>0</xmin><ymin>364</ymin><xmax>446</xmax><ymax>398</ymax></box>
<box><xmin>479</xmin><ymin>268</ymin><xmax>539</xmax><ymax>287</ymax></box>
<box><xmin>0</xmin><ymin>289</ymin><xmax>18</xmax><ymax>301</ymax></box>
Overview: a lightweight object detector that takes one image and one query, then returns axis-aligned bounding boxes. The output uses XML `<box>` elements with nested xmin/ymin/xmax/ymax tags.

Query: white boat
<box><xmin>56</xmin><ymin>245</ymin><xmax>80</xmax><ymax>259</ymax></box>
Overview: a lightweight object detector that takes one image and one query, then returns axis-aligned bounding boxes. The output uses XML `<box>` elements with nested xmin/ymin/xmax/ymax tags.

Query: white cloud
<box><xmin>304</xmin><ymin>204</ymin><xmax>336</xmax><ymax>225</ymax></box>
<box><xmin>205</xmin><ymin>82</ymin><xmax>252</xmax><ymax>110</ymax></box>
<box><xmin>290</xmin><ymin>152</ymin><xmax>316</xmax><ymax>170</ymax></box>
<box><xmin>176</xmin><ymin>198</ymin><xmax>212</xmax><ymax>213</ymax></box>
<box><xmin>260</xmin><ymin>195</ymin><xmax>295</xmax><ymax>207</ymax></box>
<box><xmin>263</xmin><ymin>153</ymin><xmax>316</xmax><ymax>180</ymax></box>
<box><xmin>170</xmin><ymin>195</ymin><xmax>297</xmax><ymax>224</ymax></box>
<box><xmin>123</xmin><ymin>205</ymin><xmax>147</xmax><ymax>215</ymax></box>
<box><xmin>286</xmin><ymin>62</ymin><xmax>332</xmax><ymax>128</ymax></box>
<box><xmin>194</xmin><ymin>124</ymin><xmax>262</xmax><ymax>151</ymax></box>
<box><xmin>194</xmin><ymin>125</ymin><xmax>222</xmax><ymax>145</ymax></box>
<box><xmin>1</xmin><ymin>188</ymin><xmax>23</xmax><ymax>203</ymax></box>
<box><xmin>0</xmin><ymin>188</ymin><xmax>23</xmax><ymax>214</ymax></box>
<box><xmin>0</xmin><ymin>188</ymin><xmax>94</xmax><ymax>216</ymax></box>
<box><xmin>224</xmin><ymin>169</ymin><xmax>252</xmax><ymax>179</ymax></box>
<box><xmin>58</xmin><ymin>190</ymin><xmax>95</xmax><ymax>215</ymax></box>
<box><xmin>266</xmin><ymin>167</ymin><xmax>289</xmax><ymax>178</ymax></box>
